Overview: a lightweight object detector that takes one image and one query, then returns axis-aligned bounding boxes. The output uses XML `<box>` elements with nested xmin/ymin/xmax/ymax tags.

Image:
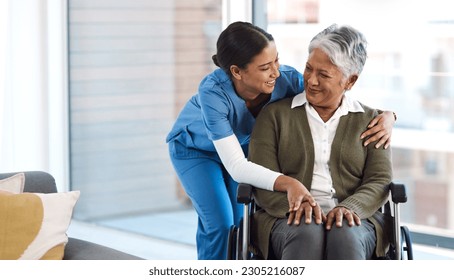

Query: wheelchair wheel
<box><xmin>401</xmin><ymin>225</ymin><xmax>413</xmax><ymax>260</ymax></box>
<box><xmin>227</xmin><ymin>222</ymin><xmax>247</xmax><ymax>260</ymax></box>
<box><xmin>227</xmin><ymin>225</ymin><xmax>237</xmax><ymax>260</ymax></box>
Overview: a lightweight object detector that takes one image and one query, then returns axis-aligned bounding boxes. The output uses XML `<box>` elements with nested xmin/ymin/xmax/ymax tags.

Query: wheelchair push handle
<box><xmin>237</xmin><ymin>183</ymin><xmax>253</xmax><ymax>204</ymax></box>
<box><xmin>390</xmin><ymin>182</ymin><xmax>407</xmax><ymax>204</ymax></box>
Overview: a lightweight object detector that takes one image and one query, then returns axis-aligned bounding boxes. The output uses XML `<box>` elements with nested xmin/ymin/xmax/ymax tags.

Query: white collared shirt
<box><xmin>291</xmin><ymin>92</ymin><xmax>365</xmax><ymax>213</ymax></box>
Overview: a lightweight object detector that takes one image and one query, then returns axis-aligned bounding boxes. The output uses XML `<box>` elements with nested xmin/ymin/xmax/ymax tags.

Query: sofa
<box><xmin>0</xmin><ymin>171</ymin><xmax>143</xmax><ymax>260</ymax></box>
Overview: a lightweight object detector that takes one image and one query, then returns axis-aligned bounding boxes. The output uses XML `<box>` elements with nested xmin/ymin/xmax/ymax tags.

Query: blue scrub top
<box><xmin>166</xmin><ymin>64</ymin><xmax>304</xmax><ymax>157</ymax></box>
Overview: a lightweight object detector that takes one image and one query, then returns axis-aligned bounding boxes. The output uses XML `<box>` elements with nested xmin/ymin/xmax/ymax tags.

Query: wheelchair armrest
<box><xmin>237</xmin><ymin>183</ymin><xmax>253</xmax><ymax>204</ymax></box>
<box><xmin>389</xmin><ymin>182</ymin><xmax>407</xmax><ymax>204</ymax></box>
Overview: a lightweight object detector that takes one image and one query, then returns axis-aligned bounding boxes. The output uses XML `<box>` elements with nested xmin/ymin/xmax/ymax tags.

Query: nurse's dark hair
<box><xmin>212</xmin><ymin>21</ymin><xmax>274</xmax><ymax>77</ymax></box>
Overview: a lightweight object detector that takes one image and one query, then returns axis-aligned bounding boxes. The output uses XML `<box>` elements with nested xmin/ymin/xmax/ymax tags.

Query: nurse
<box><xmin>166</xmin><ymin>21</ymin><xmax>396</xmax><ymax>260</ymax></box>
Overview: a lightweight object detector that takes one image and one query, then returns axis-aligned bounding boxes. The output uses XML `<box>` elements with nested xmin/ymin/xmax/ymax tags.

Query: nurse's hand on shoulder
<box><xmin>360</xmin><ymin>111</ymin><xmax>396</xmax><ymax>149</ymax></box>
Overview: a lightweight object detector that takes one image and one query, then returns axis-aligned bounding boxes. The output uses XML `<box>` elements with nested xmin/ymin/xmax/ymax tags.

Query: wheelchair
<box><xmin>228</xmin><ymin>182</ymin><xmax>413</xmax><ymax>260</ymax></box>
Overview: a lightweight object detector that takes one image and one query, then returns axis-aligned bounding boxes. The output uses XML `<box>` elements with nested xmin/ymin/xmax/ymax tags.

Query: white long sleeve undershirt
<box><xmin>213</xmin><ymin>134</ymin><xmax>281</xmax><ymax>191</ymax></box>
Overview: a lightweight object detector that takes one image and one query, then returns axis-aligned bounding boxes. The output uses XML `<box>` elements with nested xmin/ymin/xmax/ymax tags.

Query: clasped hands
<box><xmin>287</xmin><ymin>193</ymin><xmax>361</xmax><ymax>230</ymax></box>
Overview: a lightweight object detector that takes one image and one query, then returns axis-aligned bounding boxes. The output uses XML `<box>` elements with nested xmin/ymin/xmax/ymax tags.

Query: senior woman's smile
<box><xmin>303</xmin><ymin>48</ymin><xmax>354</xmax><ymax>112</ymax></box>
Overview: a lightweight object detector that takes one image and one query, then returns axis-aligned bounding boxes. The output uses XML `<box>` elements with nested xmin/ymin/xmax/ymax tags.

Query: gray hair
<box><xmin>308</xmin><ymin>24</ymin><xmax>367</xmax><ymax>79</ymax></box>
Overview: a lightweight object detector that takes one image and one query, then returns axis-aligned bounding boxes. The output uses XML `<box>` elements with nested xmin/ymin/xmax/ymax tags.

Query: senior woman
<box><xmin>248</xmin><ymin>24</ymin><xmax>392</xmax><ymax>260</ymax></box>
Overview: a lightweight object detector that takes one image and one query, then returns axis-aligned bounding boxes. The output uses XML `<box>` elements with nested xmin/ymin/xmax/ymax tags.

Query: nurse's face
<box><xmin>231</xmin><ymin>41</ymin><xmax>280</xmax><ymax>101</ymax></box>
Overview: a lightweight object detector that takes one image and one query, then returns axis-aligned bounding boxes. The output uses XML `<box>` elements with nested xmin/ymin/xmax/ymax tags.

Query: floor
<box><xmin>67</xmin><ymin>210</ymin><xmax>198</xmax><ymax>260</ymax></box>
<box><xmin>67</xmin><ymin>209</ymin><xmax>454</xmax><ymax>260</ymax></box>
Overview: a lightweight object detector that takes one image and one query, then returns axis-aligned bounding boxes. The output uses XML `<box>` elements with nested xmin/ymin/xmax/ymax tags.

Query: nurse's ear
<box><xmin>230</xmin><ymin>65</ymin><xmax>242</xmax><ymax>81</ymax></box>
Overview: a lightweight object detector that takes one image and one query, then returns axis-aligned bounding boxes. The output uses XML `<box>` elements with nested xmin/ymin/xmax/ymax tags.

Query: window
<box><xmin>67</xmin><ymin>1</ymin><xmax>222</xmax><ymax>242</ymax></box>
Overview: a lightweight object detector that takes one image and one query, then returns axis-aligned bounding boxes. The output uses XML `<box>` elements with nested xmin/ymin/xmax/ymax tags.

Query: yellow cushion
<box><xmin>0</xmin><ymin>191</ymin><xmax>80</xmax><ymax>260</ymax></box>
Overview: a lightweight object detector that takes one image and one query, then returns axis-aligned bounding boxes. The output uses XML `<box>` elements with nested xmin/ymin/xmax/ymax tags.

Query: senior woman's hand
<box><xmin>360</xmin><ymin>111</ymin><xmax>396</xmax><ymax>149</ymax></box>
<box><xmin>325</xmin><ymin>206</ymin><xmax>361</xmax><ymax>230</ymax></box>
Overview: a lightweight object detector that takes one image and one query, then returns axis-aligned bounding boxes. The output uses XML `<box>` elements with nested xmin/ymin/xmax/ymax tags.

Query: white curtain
<box><xmin>0</xmin><ymin>0</ymin><xmax>8</xmax><ymax>158</ymax></box>
<box><xmin>0</xmin><ymin>0</ymin><xmax>68</xmax><ymax>191</ymax></box>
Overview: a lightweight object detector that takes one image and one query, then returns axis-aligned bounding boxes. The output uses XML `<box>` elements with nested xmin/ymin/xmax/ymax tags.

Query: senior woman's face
<box><xmin>303</xmin><ymin>48</ymin><xmax>354</xmax><ymax>112</ymax></box>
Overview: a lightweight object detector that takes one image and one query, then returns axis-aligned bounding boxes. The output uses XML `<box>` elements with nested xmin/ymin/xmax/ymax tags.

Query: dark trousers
<box><xmin>270</xmin><ymin>218</ymin><xmax>376</xmax><ymax>260</ymax></box>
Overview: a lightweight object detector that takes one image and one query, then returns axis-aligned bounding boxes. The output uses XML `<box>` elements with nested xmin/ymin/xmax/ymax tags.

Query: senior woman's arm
<box><xmin>324</xmin><ymin>106</ymin><xmax>394</xmax><ymax>230</ymax></box>
<box><xmin>344</xmin><ymin>140</ymin><xmax>393</xmax><ymax>216</ymax></box>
